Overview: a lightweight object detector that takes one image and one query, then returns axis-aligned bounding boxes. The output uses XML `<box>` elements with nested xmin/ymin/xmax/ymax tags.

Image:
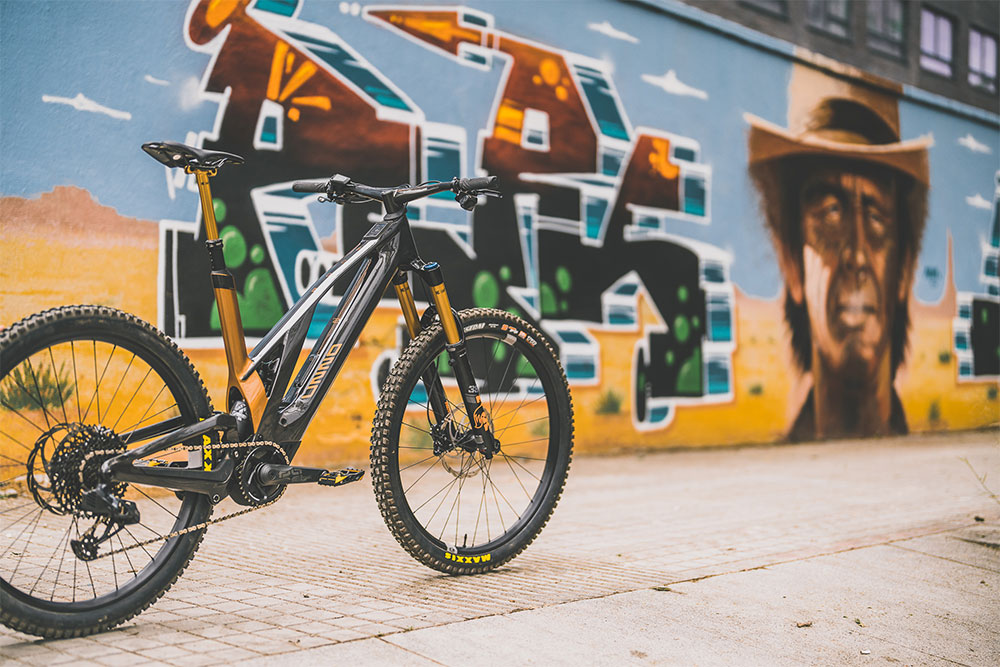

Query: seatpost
<box><xmin>189</xmin><ymin>167</ymin><xmax>266</xmax><ymax>429</ymax></box>
<box><xmin>193</xmin><ymin>169</ymin><xmax>220</xmax><ymax>239</ymax></box>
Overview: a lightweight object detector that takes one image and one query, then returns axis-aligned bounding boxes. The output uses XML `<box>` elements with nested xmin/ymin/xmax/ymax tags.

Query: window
<box><xmin>521</xmin><ymin>108</ymin><xmax>550</xmax><ymax>151</ymax></box>
<box><xmin>969</xmin><ymin>28</ymin><xmax>998</xmax><ymax>93</ymax></box>
<box><xmin>919</xmin><ymin>8</ymin><xmax>953</xmax><ymax>77</ymax></box>
<box><xmin>806</xmin><ymin>0</ymin><xmax>850</xmax><ymax>39</ymax></box>
<box><xmin>739</xmin><ymin>0</ymin><xmax>787</xmax><ymax>18</ymax></box>
<box><xmin>573</xmin><ymin>64</ymin><xmax>629</xmax><ymax>141</ymax></box>
<box><xmin>867</xmin><ymin>0</ymin><xmax>905</xmax><ymax>57</ymax></box>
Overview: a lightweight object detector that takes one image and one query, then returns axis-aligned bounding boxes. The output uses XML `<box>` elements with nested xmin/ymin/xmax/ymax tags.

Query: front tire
<box><xmin>371</xmin><ymin>308</ymin><xmax>573</xmax><ymax>574</ymax></box>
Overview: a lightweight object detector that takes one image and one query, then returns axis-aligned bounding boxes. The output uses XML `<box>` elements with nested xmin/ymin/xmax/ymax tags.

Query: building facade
<box><xmin>2</xmin><ymin>0</ymin><xmax>997</xmax><ymax>459</ymax></box>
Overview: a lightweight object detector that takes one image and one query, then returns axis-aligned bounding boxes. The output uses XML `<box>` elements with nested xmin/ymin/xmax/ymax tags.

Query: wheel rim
<box><xmin>392</xmin><ymin>326</ymin><xmax>564</xmax><ymax>555</ymax></box>
<box><xmin>1</xmin><ymin>333</ymin><xmax>204</xmax><ymax>609</ymax></box>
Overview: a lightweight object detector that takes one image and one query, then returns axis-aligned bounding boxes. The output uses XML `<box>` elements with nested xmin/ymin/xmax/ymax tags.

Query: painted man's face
<box><xmin>798</xmin><ymin>167</ymin><xmax>900</xmax><ymax>375</ymax></box>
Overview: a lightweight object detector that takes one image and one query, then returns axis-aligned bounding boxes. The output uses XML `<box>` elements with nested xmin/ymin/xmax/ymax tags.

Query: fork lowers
<box><xmin>420</xmin><ymin>263</ymin><xmax>497</xmax><ymax>457</ymax></box>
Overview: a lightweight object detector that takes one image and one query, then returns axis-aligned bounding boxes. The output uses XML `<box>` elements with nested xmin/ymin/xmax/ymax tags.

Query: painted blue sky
<box><xmin>2</xmin><ymin>0</ymin><xmax>997</xmax><ymax>300</ymax></box>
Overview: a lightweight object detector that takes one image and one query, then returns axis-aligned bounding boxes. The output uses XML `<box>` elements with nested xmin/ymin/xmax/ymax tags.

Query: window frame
<box><xmin>804</xmin><ymin>0</ymin><xmax>853</xmax><ymax>41</ymax></box>
<box><xmin>738</xmin><ymin>0</ymin><xmax>789</xmax><ymax>20</ymax></box>
<box><xmin>968</xmin><ymin>26</ymin><xmax>998</xmax><ymax>94</ymax></box>
<box><xmin>866</xmin><ymin>0</ymin><xmax>907</xmax><ymax>61</ymax></box>
<box><xmin>919</xmin><ymin>6</ymin><xmax>956</xmax><ymax>79</ymax></box>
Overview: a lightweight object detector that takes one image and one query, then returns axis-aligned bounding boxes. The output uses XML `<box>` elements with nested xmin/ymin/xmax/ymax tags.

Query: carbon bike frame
<box><xmin>103</xmin><ymin>186</ymin><xmax>477</xmax><ymax>498</ymax></box>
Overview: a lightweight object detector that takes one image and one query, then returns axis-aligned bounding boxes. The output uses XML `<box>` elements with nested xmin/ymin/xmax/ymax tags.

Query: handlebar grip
<box><xmin>292</xmin><ymin>179</ymin><xmax>328</xmax><ymax>193</ymax></box>
<box><xmin>457</xmin><ymin>175</ymin><xmax>499</xmax><ymax>191</ymax></box>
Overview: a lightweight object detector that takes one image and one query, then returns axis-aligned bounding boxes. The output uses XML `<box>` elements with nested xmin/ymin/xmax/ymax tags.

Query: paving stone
<box><xmin>1</xmin><ymin>434</ymin><xmax>997</xmax><ymax>664</ymax></box>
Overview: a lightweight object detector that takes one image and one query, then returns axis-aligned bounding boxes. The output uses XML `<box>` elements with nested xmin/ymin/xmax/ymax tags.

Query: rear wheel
<box><xmin>0</xmin><ymin>306</ymin><xmax>213</xmax><ymax>638</ymax></box>
<box><xmin>371</xmin><ymin>308</ymin><xmax>573</xmax><ymax>573</ymax></box>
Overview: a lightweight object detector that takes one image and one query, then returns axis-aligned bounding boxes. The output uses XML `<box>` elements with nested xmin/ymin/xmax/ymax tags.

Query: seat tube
<box><xmin>191</xmin><ymin>167</ymin><xmax>266</xmax><ymax>426</ymax></box>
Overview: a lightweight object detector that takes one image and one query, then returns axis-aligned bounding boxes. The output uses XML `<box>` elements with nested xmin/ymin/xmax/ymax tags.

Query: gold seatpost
<box><xmin>194</xmin><ymin>169</ymin><xmax>220</xmax><ymax>239</ymax></box>
<box><xmin>189</xmin><ymin>166</ymin><xmax>266</xmax><ymax>428</ymax></box>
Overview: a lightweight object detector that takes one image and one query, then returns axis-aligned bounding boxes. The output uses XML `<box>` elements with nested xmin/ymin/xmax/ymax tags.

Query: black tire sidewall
<box><xmin>374</xmin><ymin>308</ymin><xmax>573</xmax><ymax>572</ymax></box>
<box><xmin>0</xmin><ymin>306</ymin><xmax>213</xmax><ymax>637</ymax></box>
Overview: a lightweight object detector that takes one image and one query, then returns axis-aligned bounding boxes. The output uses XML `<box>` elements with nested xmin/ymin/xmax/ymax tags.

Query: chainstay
<box><xmin>85</xmin><ymin>441</ymin><xmax>288</xmax><ymax>560</ymax></box>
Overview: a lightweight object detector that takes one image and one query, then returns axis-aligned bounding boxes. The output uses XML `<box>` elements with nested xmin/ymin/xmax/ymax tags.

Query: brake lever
<box><xmin>479</xmin><ymin>189</ymin><xmax>503</xmax><ymax>199</ymax></box>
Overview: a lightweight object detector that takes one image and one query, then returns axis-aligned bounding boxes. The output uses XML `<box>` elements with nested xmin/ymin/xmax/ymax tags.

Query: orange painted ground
<box><xmin>2</xmin><ymin>188</ymin><xmax>995</xmax><ymax>467</ymax></box>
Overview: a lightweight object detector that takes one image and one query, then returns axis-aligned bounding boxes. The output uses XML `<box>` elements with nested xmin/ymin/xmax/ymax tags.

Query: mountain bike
<box><xmin>0</xmin><ymin>141</ymin><xmax>574</xmax><ymax>638</ymax></box>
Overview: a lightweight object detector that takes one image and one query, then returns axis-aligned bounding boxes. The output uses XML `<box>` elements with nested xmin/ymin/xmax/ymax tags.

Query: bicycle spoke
<box><xmin>0</xmin><ymin>398</ymin><xmax>47</xmax><ymax>434</ymax></box>
<box><xmin>1</xmin><ymin>428</ymin><xmax>33</xmax><ymax>451</ymax></box>
<box><xmin>47</xmin><ymin>346</ymin><xmax>70</xmax><ymax>424</ymax></box>
<box><xmin>132</xmin><ymin>486</ymin><xmax>180</xmax><ymax>520</ymax></box>
<box><xmin>25</xmin><ymin>357</ymin><xmax>55</xmax><ymax>430</ymax></box>
<box><xmin>71</xmin><ymin>340</ymin><xmax>82</xmax><ymax>422</ymax></box>
<box><xmin>400</xmin><ymin>453</ymin><xmax>439</xmax><ymax>472</ymax></box>
<box><xmin>29</xmin><ymin>519</ymin><xmax>73</xmax><ymax>595</ymax></box>
<box><xmin>111</xmin><ymin>365</ymin><xmax>153</xmax><ymax>432</ymax></box>
<box><xmin>502</xmin><ymin>453</ymin><xmax>533</xmax><ymax>500</ymax></box>
<box><xmin>102</xmin><ymin>353</ymin><xmax>136</xmax><ymax>425</ymax></box>
<box><xmin>404</xmin><ymin>452</ymin><xmax>446</xmax><ymax>494</ymax></box>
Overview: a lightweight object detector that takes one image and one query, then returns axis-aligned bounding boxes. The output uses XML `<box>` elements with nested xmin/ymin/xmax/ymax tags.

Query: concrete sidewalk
<box><xmin>273</xmin><ymin>525</ymin><xmax>998</xmax><ymax>666</ymax></box>
<box><xmin>1</xmin><ymin>431</ymin><xmax>997</xmax><ymax>665</ymax></box>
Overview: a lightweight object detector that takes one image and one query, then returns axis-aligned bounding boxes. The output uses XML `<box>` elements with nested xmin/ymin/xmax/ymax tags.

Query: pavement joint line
<box><xmin>375</xmin><ymin>636</ymin><xmax>449</xmax><ymax>666</ymax></box>
<box><xmin>853</xmin><ymin>631</ymin><xmax>976</xmax><ymax>667</ymax></box>
<box><xmin>889</xmin><ymin>541</ymin><xmax>1000</xmax><ymax>573</ymax></box>
<box><xmin>251</xmin><ymin>518</ymin><xmax>985</xmax><ymax>655</ymax></box>
<box><xmin>657</xmin><ymin>519</ymin><xmax>989</xmax><ymax>588</ymax></box>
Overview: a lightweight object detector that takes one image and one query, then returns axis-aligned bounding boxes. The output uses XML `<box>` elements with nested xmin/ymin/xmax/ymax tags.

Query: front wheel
<box><xmin>371</xmin><ymin>308</ymin><xmax>573</xmax><ymax>573</ymax></box>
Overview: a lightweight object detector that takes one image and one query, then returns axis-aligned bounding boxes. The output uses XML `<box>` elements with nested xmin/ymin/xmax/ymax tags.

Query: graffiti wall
<box><xmin>2</xmin><ymin>0</ymin><xmax>997</xmax><ymax>463</ymax></box>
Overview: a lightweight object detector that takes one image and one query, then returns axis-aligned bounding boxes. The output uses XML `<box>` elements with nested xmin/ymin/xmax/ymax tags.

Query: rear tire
<box><xmin>371</xmin><ymin>308</ymin><xmax>573</xmax><ymax>574</ymax></box>
<box><xmin>0</xmin><ymin>306</ymin><xmax>213</xmax><ymax>638</ymax></box>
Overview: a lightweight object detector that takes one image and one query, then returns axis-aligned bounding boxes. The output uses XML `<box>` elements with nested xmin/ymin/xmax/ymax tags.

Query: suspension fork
<box><xmin>190</xmin><ymin>168</ymin><xmax>266</xmax><ymax>431</ymax></box>
<box><xmin>393</xmin><ymin>270</ymin><xmax>450</xmax><ymax>423</ymax></box>
<box><xmin>407</xmin><ymin>263</ymin><xmax>497</xmax><ymax>456</ymax></box>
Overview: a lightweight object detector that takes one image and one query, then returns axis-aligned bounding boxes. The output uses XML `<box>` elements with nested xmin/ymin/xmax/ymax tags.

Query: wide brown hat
<box><xmin>746</xmin><ymin>65</ymin><xmax>932</xmax><ymax>186</ymax></box>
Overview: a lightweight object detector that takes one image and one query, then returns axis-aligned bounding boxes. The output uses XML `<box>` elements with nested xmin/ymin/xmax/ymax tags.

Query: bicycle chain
<box><xmin>78</xmin><ymin>441</ymin><xmax>288</xmax><ymax>561</ymax></box>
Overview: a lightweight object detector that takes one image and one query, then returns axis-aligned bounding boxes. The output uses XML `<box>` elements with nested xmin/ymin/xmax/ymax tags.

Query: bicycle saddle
<box><xmin>141</xmin><ymin>141</ymin><xmax>244</xmax><ymax>171</ymax></box>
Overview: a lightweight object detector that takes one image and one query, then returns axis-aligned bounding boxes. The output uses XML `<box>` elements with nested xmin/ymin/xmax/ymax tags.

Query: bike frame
<box><xmin>104</xmin><ymin>169</ymin><xmax>487</xmax><ymax>498</ymax></box>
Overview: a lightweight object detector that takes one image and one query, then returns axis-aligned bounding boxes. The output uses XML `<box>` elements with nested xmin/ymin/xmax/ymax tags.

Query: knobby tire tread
<box><xmin>0</xmin><ymin>305</ymin><xmax>213</xmax><ymax>638</ymax></box>
<box><xmin>370</xmin><ymin>308</ymin><xmax>574</xmax><ymax>574</ymax></box>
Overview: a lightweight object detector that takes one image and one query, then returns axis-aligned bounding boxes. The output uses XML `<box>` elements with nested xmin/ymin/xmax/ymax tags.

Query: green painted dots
<box><xmin>665</xmin><ymin>350</ymin><xmax>675</xmax><ymax>366</ymax></box>
<box><xmin>692</xmin><ymin>315</ymin><xmax>700</xmax><ymax>329</ymax></box>
<box><xmin>540</xmin><ymin>282</ymin><xmax>557</xmax><ymax>315</ymax></box>
<box><xmin>677</xmin><ymin>285</ymin><xmax>688</xmax><ymax>303</ymax></box>
<box><xmin>250</xmin><ymin>244</ymin><xmax>265</xmax><ymax>264</ymax></box>
<box><xmin>220</xmin><ymin>226</ymin><xmax>247</xmax><ymax>268</ymax></box>
<box><xmin>492</xmin><ymin>340</ymin><xmax>508</xmax><ymax>362</ymax></box>
<box><xmin>555</xmin><ymin>266</ymin><xmax>572</xmax><ymax>292</ymax></box>
<box><xmin>213</xmin><ymin>198</ymin><xmax>227</xmax><ymax>223</ymax></box>
<box><xmin>473</xmin><ymin>271</ymin><xmax>499</xmax><ymax>308</ymax></box>
<box><xmin>499</xmin><ymin>265</ymin><xmax>511</xmax><ymax>281</ymax></box>
<box><xmin>674</xmin><ymin>315</ymin><xmax>690</xmax><ymax>343</ymax></box>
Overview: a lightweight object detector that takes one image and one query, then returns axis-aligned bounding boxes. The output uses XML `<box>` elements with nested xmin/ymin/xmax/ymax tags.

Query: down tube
<box><xmin>275</xmin><ymin>236</ymin><xmax>401</xmax><ymax>443</ymax></box>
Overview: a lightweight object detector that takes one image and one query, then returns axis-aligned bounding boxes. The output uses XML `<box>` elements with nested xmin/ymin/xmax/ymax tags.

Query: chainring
<box><xmin>228</xmin><ymin>444</ymin><xmax>289</xmax><ymax>507</ymax></box>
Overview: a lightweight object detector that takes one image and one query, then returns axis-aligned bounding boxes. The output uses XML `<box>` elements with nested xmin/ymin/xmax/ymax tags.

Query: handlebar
<box><xmin>290</xmin><ymin>174</ymin><xmax>501</xmax><ymax>209</ymax></box>
<box><xmin>457</xmin><ymin>176</ymin><xmax>499</xmax><ymax>191</ymax></box>
<box><xmin>291</xmin><ymin>180</ymin><xmax>327</xmax><ymax>193</ymax></box>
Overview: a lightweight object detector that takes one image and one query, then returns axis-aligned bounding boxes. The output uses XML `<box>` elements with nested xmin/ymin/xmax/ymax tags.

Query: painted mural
<box><xmin>1</xmin><ymin>0</ymin><xmax>997</xmax><ymax>460</ymax></box>
<box><xmin>161</xmin><ymin>0</ymin><xmax>735</xmax><ymax>431</ymax></box>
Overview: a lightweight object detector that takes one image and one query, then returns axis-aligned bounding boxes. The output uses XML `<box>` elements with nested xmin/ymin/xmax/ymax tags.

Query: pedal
<box><xmin>317</xmin><ymin>467</ymin><xmax>365</xmax><ymax>487</ymax></box>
